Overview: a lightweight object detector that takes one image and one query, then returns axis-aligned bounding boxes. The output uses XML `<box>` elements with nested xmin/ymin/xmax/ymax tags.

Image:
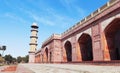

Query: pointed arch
<box><xmin>45</xmin><ymin>47</ymin><xmax>48</xmax><ymax>62</ymax></box>
<box><xmin>64</xmin><ymin>41</ymin><xmax>72</xmax><ymax>62</ymax></box>
<box><xmin>104</xmin><ymin>18</ymin><xmax>120</xmax><ymax>60</ymax></box>
<box><xmin>78</xmin><ymin>33</ymin><xmax>93</xmax><ymax>61</ymax></box>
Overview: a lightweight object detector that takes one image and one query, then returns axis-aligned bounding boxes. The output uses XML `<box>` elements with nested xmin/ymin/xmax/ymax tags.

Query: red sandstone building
<box><xmin>30</xmin><ymin>0</ymin><xmax>120</xmax><ymax>63</ymax></box>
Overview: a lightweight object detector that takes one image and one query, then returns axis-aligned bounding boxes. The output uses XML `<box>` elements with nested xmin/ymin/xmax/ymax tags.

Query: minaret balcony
<box><xmin>31</xmin><ymin>25</ymin><xmax>39</xmax><ymax>29</ymax></box>
<box><xmin>30</xmin><ymin>36</ymin><xmax>38</xmax><ymax>39</ymax></box>
<box><xmin>29</xmin><ymin>43</ymin><xmax>38</xmax><ymax>46</ymax></box>
<box><xmin>31</xmin><ymin>29</ymin><xmax>38</xmax><ymax>32</ymax></box>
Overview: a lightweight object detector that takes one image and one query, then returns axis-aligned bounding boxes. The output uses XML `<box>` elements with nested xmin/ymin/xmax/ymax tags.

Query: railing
<box><xmin>100</xmin><ymin>3</ymin><xmax>108</xmax><ymax>11</ymax></box>
<box><xmin>42</xmin><ymin>34</ymin><xmax>61</xmax><ymax>47</ymax></box>
<box><xmin>61</xmin><ymin>0</ymin><xmax>118</xmax><ymax>36</ymax></box>
<box><xmin>41</xmin><ymin>34</ymin><xmax>53</xmax><ymax>47</ymax></box>
<box><xmin>109</xmin><ymin>0</ymin><xmax>116</xmax><ymax>5</ymax></box>
<box><xmin>41</xmin><ymin>0</ymin><xmax>118</xmax><ymax>44</ymax></box>
<box><xmin>86</xmin><ymin>14</ymin><xmax>92</xmax><ymax>19</ymax></box>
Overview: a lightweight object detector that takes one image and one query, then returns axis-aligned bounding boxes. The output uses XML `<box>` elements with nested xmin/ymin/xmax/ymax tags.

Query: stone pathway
<box><xmin>0</xmin><ymin>66</ymin><xmax>15</xmax><ymax>73</ymax></box>
<box><xmin>15</xmin><ymin>64</ymin><xmax>120</xmax><ymax>73</ymax></box>
<box><xmin>0</xmin><ymin>65</ymin><xmax>16</xmax><ymax>73</ymax></box>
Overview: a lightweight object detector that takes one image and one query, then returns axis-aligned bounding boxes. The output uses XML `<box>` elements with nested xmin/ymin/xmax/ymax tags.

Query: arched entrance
<box><xmin>78</xmin><ymin>33</ymin><xmax>93</xmax><ymax>61</ymax></box>
<box><xmin>64</xmin><ymin>41</ymin><xmax>72</xmax><ymax>62</ymax></box>
<box><xmin>104</xmin><ymin>18</ymin><xmax>120</xmax><ymax>60</ymax></box>
<box><xmin>45</xmin><ymin>48</ymin><xmax>48</xmax><ymax>62</ymax></box>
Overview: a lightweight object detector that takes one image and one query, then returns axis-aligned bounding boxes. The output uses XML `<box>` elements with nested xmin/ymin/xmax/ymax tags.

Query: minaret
<box><xmin>29</xmin><ymin>22</ymin><xmax>38</xmax><ymax>63</ymax></box>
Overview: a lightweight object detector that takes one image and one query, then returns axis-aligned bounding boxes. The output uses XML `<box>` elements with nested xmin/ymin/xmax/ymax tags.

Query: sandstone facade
<box><xmin>34</xmin><ymin>0</ymin><xmax>120</xmax><ymax>63</ymax></box>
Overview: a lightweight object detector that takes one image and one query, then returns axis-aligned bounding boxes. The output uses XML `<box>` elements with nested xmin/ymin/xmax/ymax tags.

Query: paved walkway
<box><xmin>15</xmin><ymin>64</ymin><xmax>120</xmax><ymax>73</ymax></box>
<box><xmin>0</xmin><ymin>66</ymin><xmax>15</xmax><ymax>73</ymax></box>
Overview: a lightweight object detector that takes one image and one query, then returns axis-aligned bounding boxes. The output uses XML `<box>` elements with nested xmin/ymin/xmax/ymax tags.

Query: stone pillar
<box><xmin>102</xmin><ymin>32</ymin><xmax>111</xmax><ymax>61</ymax></box>
<box><xmin>53</xmin><ymin>39</ymin><xmax>62</xmax><ymax>63</ymax></box>
<box><xmin>75</xmin><ymin>39</ymin><xmax>82</xmax><ymax>62</ymax></box>
<box><xmin>62</xmin><ymin>43</ymin><xmax>67</xmax><ymax>62</ymax></box>
<box><xmin>29</xmin><ymin>52</ymin><xmax>36</xmax><ymax>63</ymax></box>
<box><xmin>29</xmin><ymin>22</ymin><xmax>39</xmax><ymax>63</ymax></box>
<box><xmin>71</xmin><ymin>36</ymin><xmax>77</xmax><ymax>61</ymax></box>
<box><xmin>92</xmin><ymin>24</ymin><xmax>104</xmax><ymax>61</ymax></box>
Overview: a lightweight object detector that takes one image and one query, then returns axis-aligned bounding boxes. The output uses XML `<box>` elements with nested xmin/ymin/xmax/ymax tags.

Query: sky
<box><xmin>0</xmin><ymin>0</ymin><xmax>109</xmax><ymax>57</ymax></box>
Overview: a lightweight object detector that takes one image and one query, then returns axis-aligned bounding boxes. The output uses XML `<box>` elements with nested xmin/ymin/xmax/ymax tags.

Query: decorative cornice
<box><xmin>30</xmin><ymin>36</ymin><xmax>38</xmax><ymax>39</ymax></box>
<box><xmin>42</xmin><ymin>34</ymin><xmax>61</xmax><ymax>48</ymax></box>
<box><xmin>31</xmin><ymin>25</ymin><xmax>39</xmax><ymax>29</ymax></box>
<box><xmin>29</xmin><ymin>51</ymin><xmax>35</xmax><ymax>53</ymax></box>
<box><xmin>61</xmin><ymin>0</ymin><xmax>119</xmax><ymax>39</ymax></box>
<box><xmin>29</xmin><ymin>43</ymin><xmax>38</xmax><ymax>46</ymax></box>
<box><xmin>31</xmin><ymin>29</ymin><xmax>38</xmax><ymax>32</ymax></box>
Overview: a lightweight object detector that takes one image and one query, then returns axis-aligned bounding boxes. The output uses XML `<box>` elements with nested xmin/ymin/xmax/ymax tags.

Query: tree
<box><xmin>12</xmin><ymin>57</ymin><xmax>17</xmax><ymax>64</ymax></box>
<box><xmin>17</xmin><ymin>56</ymin><xmax>22</xmax><ymax>63</ymax></box>
<box><xmin>24</xmin><ymin>55</ymin><xmax>29</xmax><ymax>63</ymax></box>
<box><xmin>16</xmin><ymin>55</ymin><xmax>29</xmax><ymax>63</ymax></box>
<box><xmin>23</xmin><ymin>55</ymin><xmax>29</xmax><ymax>63</ymax></box>
<box><xmin>4</xmin><ymin>54</ymin><xmax>13</xmax><ymax>64</ymax></box>
<box><xmin>12</xmin><ymin>57</ymin><xmax>16</xmax><ymax>62</ymax></box>
<box><xmin>3</xmin><ymin>54</ymin><xmax>29</xmax><ymax>64</ymax></box>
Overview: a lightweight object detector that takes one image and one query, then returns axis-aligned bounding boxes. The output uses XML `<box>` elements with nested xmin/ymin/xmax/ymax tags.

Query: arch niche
<box><xmin>78</xmin><ymin>33</ymin><xmax>93</xmax><ymax>61</ymax></box>
<box><xmin>45</xmin><ymin>48</ymin><xmax>48</xmax><ymax>62</ymax></box>
<box><xmin>64</xmin><ymin>41</ymin><xmax>72</xmax><ymax>62</ymax></box>
<box><xmin>104</xmin><ymin>18</ymin><xmax>120</xmax><ymax>60</ymax></box>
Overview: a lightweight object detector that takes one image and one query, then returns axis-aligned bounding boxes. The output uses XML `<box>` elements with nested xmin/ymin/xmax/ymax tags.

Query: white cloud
<box><xmin>74</xmin><ymin>6</ymin><xmax>87</xmax><ymax>17</ymax></box>
<box><xmin>59</xmin><ymin>0</ymin><xmax>74</xmax><ymax>9</ymax></box>
<box><xmin>59</xmin><ymin>0</ymin><xmax>86</xmax><ymax>17</ymax></box>
<box><xmin>4</xmin><ymin>13</ymin><xmax>30</xmax><ymax>24</ymax></box>
<box><xmin>21</xmin><ymin>9</ymin><xmax>55</xmax><ymax>26</ymax></box>
<box><xmin>21</xmin><ymin>8</ymin><xmax>75</xmax><ymax>28</ymax></box>
<box><xmin>32</xmin><ymin>15</ymin><xmax>55</xmax><ymax>26</ymax></box>
<box><xmin>3</xmin><ymin>0</ymin><xmax>82</xmax><ymax>28</ymax></box>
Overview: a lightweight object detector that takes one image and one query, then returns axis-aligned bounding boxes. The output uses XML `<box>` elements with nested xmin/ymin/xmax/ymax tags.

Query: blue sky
<box><xmin>0</xmin><ymin>0</ymin><xmax>109</xmax><ymax>57</ymax></box>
